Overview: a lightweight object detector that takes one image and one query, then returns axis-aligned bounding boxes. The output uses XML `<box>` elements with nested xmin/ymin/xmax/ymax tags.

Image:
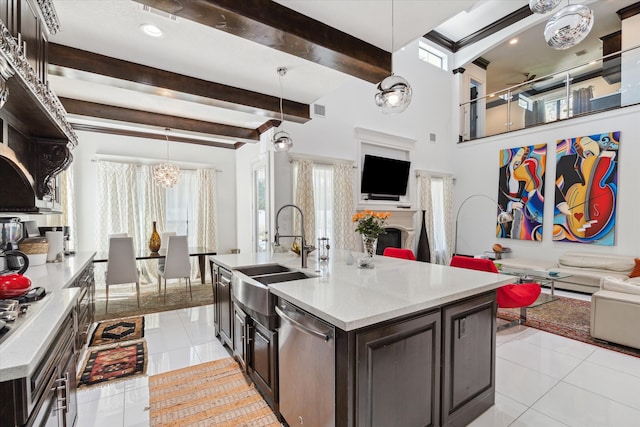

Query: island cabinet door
<box><xmin>441</xmin><ymin>291</ymin><xmax>496</xmax><ymax>427</ymax></box>
<box><xmin>233</xmin><ymin>304</ymin><xmax>248</xmax><ymax>371</ymax></box>
<box><xmin>248</xmin><ymin>320</ymin><xmax>278</xmax><ymax>405</ymax></box>
<box><xmin>217</xmin><ymin>267</ymin><xmax>233</xmax><ymax>349</ymax></box>
<box><xmin>355</xmin><ymin>311</ymin><xmax>441</xmax><ymax>427</ymax></box>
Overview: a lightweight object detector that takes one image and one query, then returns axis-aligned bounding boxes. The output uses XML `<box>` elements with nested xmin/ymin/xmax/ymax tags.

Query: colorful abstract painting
<box><xmin>553</xmin><ymin>131</ymin><xmax>619</xmax><ymax>245</ymax></box>
<box><xmin>497</xmin><ymin>144</ymin><xmax>547</xmax><ymax>241</ymax></box>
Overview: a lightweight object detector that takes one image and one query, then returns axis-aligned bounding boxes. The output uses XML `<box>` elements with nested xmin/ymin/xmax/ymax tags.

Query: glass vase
<box><xmin>358</xmin><ymin>234</ymin><xmax>378</xmax><ymax>268</ymax></box>
<box><xmin>149</xmin><ymin>221</ymin><xmax>161</xmax><ymax>253</ymax></box>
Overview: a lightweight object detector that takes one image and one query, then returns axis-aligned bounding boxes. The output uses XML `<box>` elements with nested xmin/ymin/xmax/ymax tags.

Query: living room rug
<box><xmin>149</xmin><ymin>357</ymin><xmax>280</xmax><ymax>427</ymax></box>
<box><xmin>497</xmin><ymin>296</ymin><xmax>640</xmax><ymax>358</ymax></box>
<box><xmin>89</xmin><ymin>316</ymin><xmax>145</xmax><ymax>347</ymax></box>
<box><xmin>77</xmin><ymin>340</ymin><xmax>147</xmax><ymax>388</ymax></box>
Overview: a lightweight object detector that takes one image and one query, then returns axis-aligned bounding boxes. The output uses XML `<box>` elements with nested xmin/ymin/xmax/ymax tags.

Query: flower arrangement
<box><xmin>352</xmin><ymin>210</ymin><xmax>391</xmax><ymax>238</ymax></box>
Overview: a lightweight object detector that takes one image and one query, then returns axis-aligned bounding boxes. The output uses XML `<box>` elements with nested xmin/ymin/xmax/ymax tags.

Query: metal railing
<box><xmin>459</xmin><ymin>44</ymin><xmax>640</xmax><ymax>142</ymax></box>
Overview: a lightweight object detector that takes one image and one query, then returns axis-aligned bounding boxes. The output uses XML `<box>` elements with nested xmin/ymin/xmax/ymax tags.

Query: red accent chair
<box><xmin>383</xmin><ymin>247</ymin><xmax>417</xmax><ymax>261</ymax></box>
<box><xmin>449</xmin><ymin>256</ymin><xmax>541</xmax><ymax>330</ymax></box>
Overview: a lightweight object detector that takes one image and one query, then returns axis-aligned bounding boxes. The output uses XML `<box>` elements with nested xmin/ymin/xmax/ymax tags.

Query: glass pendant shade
<box><xmin>272</xmin><ymin>130</ymin><xmax>293</xmax><ymax>152</ymax></box>
<box><xmin>529</xmin><ymin>0</ymin><xmax>562</xmax><ymax>14</ymax></box>
<box><xmin>374</xmin><ymin>74</ymin><xmax>412</xmax><ymax>114</ymax></box>
<box><xmin>544</xmin><ymin>4</ymin><xmax>594</xmax><ymax>50</ymax></box>
<box><xmin>153</xmin><ymin>162</ymin><xmax>180</xmax><ymax>188</ymax></box>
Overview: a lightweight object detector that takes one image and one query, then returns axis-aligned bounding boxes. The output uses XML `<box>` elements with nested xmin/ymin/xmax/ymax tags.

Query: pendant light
<box><xmin>272</xmin><ymin>67</ymin><xmax>293</xmax><ymax>152</ymax></box>
<box><xmin>544</xmin><ymin>2</ymin><xmax>594</xmax><ymax>50</ymax></box>
<box><xmin>529</xmin><ymin>0</ymin><xmax>562</xmax><ymax>14</ymax></box>
<box><xmin>374</xmin><ymin>0</ymin><xmax>412</xmax><ymax>114</ymax></box>
<box><xmin>153</xmin><ymin>128</ymin><xmax>181</xmax><ymax>188</ymax></box>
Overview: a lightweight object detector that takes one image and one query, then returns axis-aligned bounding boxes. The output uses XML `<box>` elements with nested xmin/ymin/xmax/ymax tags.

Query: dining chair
<box><xmin>449</xmin><ymin>255</ymin><xmax>541</xmax><ymax>330</ymax></box>
<box><xmin>105</xmin><ymin>237</ymin><xmax>140</xmax><ymax>312</ymax></box>
<box><xmin>157</xmin><ymin>231</ymin><xmax>176</xmax><ymax>280</ymax></box>
<box><xmin>383</xmin><ymin>247</ymin><xmax>417</xmax><ymax>261</ymax></box>
<box><xmin>158</xmin><ymin>235</ymin><xmax>192</xmax><ymax>303</ymax></box>
<box><xmin>109</xmin><ymin>232</ymin><xmax>128</xmax><ymax>238</ymax></box>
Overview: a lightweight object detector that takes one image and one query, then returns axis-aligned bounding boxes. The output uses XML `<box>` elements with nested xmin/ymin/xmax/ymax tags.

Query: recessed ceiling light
<box><xmin>509</xmin><ymin>38</ymin><xmax>518</xmax><ymax>45</ymax></box>
<box><xmin>140</xmin><ymin>23</ymin><xmax>164</xmax><ymax>38</ymax></box>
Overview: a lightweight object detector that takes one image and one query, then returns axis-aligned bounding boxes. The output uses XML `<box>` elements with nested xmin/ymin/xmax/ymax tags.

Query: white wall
<box><xmin>72</xmin><ymin>131</ymin><xmax>237</xmax><ymax>254</ymax></box>
<box><xmin>453</xmin><ymin>104</ymin><xmax>640</xmax><ymax>261</ymax></box>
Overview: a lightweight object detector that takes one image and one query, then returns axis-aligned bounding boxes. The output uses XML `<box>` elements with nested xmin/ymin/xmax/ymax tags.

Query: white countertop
<box><xmin>210</xmin><ymin>250</ymin><xmax>511</xmax><ymax>331</ymax></box>
<box><xmin>0</xmin><ymin>252</ymin><xmax>95</xmax><ymax>381</ymax></box>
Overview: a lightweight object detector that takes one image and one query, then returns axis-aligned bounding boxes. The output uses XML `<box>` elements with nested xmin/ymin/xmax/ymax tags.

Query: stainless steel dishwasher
<box><xmin>276</xmin><ymin>300</ymin><xmax>335</xmax><ymax>426</ymax></box>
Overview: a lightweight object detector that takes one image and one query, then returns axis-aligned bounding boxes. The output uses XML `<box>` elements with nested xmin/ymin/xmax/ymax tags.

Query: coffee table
<box><xmin>497</xmin><ymin>267</ymin><xmax>573</xmax><ymax>307</ymax></box>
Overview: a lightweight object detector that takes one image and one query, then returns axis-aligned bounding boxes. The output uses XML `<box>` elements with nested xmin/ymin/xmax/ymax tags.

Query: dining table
<box><xmin>93</xmin><ymin>247</ymin><xmax>217</xmax><ymax>284</ymax></box>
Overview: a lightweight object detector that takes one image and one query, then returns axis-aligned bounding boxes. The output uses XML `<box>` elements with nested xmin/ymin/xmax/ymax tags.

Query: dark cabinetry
<box><xmin>441</xmin><ymin>292</ymin><xmax>496</xmax><ymax>426</ymax></box>
<box><xmin>355</xmin><ymin>311</ymin><xmax>441</xmax><ymax>427</ymax></box>
<box><xmin>233</xmin><ymin>304</ymin><xmax>247</xmax><ymax>371</ymax></box>
<box><xmin>601</xmin><ymin>31</ymin><xmax>621</xmax><ymax>85</ymax></box>
<box><xmin>247</xmin><ymin>320</ymin><xmax>278</xmax><ymax>405</ymax></box>
<box><xmin>71</xmin><ymin>261</ymin><xmax>95</xmax><ymax>350</ymax></box>
<box><xmin>217</xmin><ymin>265</ymin><xmax>233</xmax><ymax>349</ymax></box>
<box><xmin>0</xmin><ymin>311</ymin><xmax>77</xmax><ymax>427</ymax></box>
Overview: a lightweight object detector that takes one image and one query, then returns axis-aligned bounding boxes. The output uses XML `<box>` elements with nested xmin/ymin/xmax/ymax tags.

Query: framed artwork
<box><xmin>497</xmin><ymin>144</ymin><xmax>546</xmax><ymax>241</ymax></box>
<box><xmin>553</xmin><ymin>131</ymin><xmax>619</xmax><ymax>245</ymax></box>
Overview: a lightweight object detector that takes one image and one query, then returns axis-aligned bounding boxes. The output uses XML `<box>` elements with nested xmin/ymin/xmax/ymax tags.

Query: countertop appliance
<box><xmin>1</xmin><ymin>217</ymin><xmax>23</xmax><ymax>250</ymax></box>
<box><xmin>0</xmin><ymin>249</ymin><xmax>29</xmax><ymax>275</ymax></box>
<box><xmin>0</xmin><ymin>287</ymin><xmax>47</xmax><ymax>345</ymax></box>
<box><xmin>276</xmin><ymin>299</ymin><xmax>335</xmax><ymax>427</ymax></box>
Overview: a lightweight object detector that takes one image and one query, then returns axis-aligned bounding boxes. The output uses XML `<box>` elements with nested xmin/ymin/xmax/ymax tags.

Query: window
<box><xmin>545</xmin><ymin>97</ymin><xmax>573</xmax><ymax>122</ymax></box>
<box><xmin>292</xmin><ymin>162</ymin><xmax>334</xmax><ymax>244</ymax></box>
<box><xmin>429</xmin><ymin>177</ymin><xmax>447</xmax><ymax>264</ymax></box>
<box><xmin>419</xmin><ymin>40</ymin><xmax>448</xmax><ymax>71</ymax></box>
<box><xmin>166</xmin><ymin>170</ymin><xmax>198</xmax><ymax>246</ymax></box>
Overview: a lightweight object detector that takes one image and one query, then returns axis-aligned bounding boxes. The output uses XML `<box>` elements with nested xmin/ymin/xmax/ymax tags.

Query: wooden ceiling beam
<box><xmin>49</xmin><ymin>43</ymin><xmax>310</xmax><ymax>124</ymax></box>
<box><xmin>133</xmin><ymin>0</ymin><xmax>391</xmax><ymax>84</ymax></box>
<box><xmin>61</xmin><ymin>98</ymin><xmax>261</xmax><ymax>143</ymax></box>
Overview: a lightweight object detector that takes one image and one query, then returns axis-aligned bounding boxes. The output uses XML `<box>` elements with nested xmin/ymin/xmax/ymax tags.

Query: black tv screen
<box><xmin>360</xmin><ymin>155</ymin><xmax>411</xmax><ymax>196</ymax></box>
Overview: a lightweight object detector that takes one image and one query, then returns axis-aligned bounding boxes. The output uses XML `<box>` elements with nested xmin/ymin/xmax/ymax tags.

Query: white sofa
<box><xmin>498</xmin><ymin>251</ymin><xmax>638</xmax><ymax>294</ymax></box>
<box><xmin>591</xmin><ymin>277</ymin><xmax>640</xmax><ymax>349</ymax></box>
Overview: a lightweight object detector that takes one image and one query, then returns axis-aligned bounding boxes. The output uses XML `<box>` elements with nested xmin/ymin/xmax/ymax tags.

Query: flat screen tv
<box><xmin>360</xmin><ymin>154</ymin><xmax>411</xmax><ymax>199</ymax></box>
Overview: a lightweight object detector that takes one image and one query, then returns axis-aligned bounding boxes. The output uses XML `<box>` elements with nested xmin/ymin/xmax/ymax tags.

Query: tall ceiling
<box><xmin>48</xmin><ymin>0</ymin><xmax>637</xmax><ymax>148</ymax></box>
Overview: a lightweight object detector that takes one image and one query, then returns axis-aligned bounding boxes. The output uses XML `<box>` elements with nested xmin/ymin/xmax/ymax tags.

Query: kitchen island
<box><xmin>210</xmin><ymin>250</ymin><xmax>511</xmax><ymax>427</ymax></box>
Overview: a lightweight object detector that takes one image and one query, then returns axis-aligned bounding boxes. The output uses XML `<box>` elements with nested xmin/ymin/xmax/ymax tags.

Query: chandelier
<box><xmin>374</xmin><ymin>0</ymin><xmax>412</xmax><ymax>114</ymax></box>
<box><xmin>272</xmin><ymin>67</ymin><xmax>293</xmax><ymax>152</ymax></box>
<box><xmin>544</xmin><ymin>3</ymin><xmax>594</xmax><ymax>50</ymax></box>
<box><xmin>153</xmin><ymin>128</ymin><xmax>180</xmax><ymax>188</ymax></box>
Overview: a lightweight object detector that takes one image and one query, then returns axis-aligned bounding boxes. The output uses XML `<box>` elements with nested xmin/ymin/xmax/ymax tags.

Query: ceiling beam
<box><xmin>49</xmin><ymin>43</ymin><xmax>310</xmax><ymax>124</ymax></box>
<box><xmin>132</xmin><ymin>0</ymin><xmax>391</xmax><ymax>84</ymax></box>
<box><xmin>60</xmin><ymin>98</ymin><xmax>262</xmax><ymax>143</ymax></box>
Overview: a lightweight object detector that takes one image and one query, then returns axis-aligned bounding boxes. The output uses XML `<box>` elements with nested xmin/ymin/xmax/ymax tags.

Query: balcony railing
<box><xmin>459</xmin><ymin>44</ymin><xmax>640</xmax><ymax>142</ymax></box>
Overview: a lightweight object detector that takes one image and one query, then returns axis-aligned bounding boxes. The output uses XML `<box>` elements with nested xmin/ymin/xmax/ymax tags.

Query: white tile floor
<box><xmin>77</xmin><ymin>294</ymin><xmax>640</xmax><ymax>427</ymax></box>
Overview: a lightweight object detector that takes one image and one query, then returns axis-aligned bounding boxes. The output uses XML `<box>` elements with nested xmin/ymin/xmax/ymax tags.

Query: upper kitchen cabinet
<box><xmin>0</xmin><ymin>0</ymin><xmax>77</xmax><ymax>213</ymax></box>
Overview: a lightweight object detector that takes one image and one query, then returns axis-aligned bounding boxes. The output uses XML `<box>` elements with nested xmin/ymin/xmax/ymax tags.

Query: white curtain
<box><xmin>96</xmin><ymin>161</ymin><xmax>139</xmax><ymax>253</ymax></box>
<box><xmin>138</xmin><ymin>165</ymin><xmax>167</xmax><ymax>283</ymax></box>
<box><xmin>442</xmin><ymin>176</ymin><xmax>455</xmax><ymax>263</ymax></box>
<box><xmin>332</xmin><ymin>163</ymin><xmax>355</xmax><ymax>250</ymax></box>
<box><xmin>195</xmin><ymin>169</ymin><xmax>217</xmax><ymax>281</ymax></box>
<box><xmin>293</xmin><ymin>159</ymin><xmax>316</xmax><ymax>244</ymax></box>
<box><xmin>312</xmin><ymin>164</ymin><xmax>333</xmax><ymax>245</ymax></box>
<box><xmin>60</xmin><ymin>164</ymin><xmax>77</xmax><ymax>252</ymax></box>
<box><xmin>418</xmin><ymin>172</ymin><xmax>435</xmax><ymax>263</ymax></box>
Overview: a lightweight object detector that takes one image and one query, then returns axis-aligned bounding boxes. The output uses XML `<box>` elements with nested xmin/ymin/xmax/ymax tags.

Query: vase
<box><xmin>416</xmin><ymin>210</ymin><xmax>431</xmax><ymax>262</ymax></box>
<box><xmin>358</xmin><ymin>234</ymin><xmax>378</xmax><ymax>268</ymax></box>
<box><xmin>149</xmin><ymin>221</ymin><xmax>161</xmax><ymax>253</ymax></box>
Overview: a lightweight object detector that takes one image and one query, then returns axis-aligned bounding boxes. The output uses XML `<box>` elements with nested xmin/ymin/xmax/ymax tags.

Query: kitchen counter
<box><xmin>0</xmin><ymin>251</ymin><xmax>95</xmax><ymax>381</ymax></box>
<box><xmin>210</xmin><ymin>249</ymin><xmax>510</xmax><ymax>331</ymax></box>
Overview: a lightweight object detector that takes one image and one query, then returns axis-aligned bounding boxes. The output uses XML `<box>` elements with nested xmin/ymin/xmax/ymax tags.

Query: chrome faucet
<box><xmin>274</xmin><ymin>204</ymin><xmax>310</xmax><ymax>268</ymax></box>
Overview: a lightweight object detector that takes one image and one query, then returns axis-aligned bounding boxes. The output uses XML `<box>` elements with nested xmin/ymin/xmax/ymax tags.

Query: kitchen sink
<box><xmin>235</xmin><ymin>264</ymin><xmax>291</xmax><ymax>276</ymax></box>
<box><xmin>232</xmin><ymin>264</ymin><xmax>317</xmax><ymax>319</ymax></box>
<box><xmin>252</xmin><ymin>271</ymin><xmax>316</xmax><ymax>285</ymax></box>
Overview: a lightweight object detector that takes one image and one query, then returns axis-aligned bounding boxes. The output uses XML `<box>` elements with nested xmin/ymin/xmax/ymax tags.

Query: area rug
<box><xmin>497</xmin><ymin>296</ymin><xmax>640</xmax><ymax>358</ymax></box>
<box><xmin>94</xmin><ymin>280</ymin><xmax>214</xmax><ymax>322</ymax></box>
<box><xmin>149</xmin><ymin>357</ymin><xmax>280</xmax><ymax>426</ymax></box>
<box><xmin>77</xmin><ymin>340</ymin><xmax>147</xmax><ymax>388</ymax></box>
<box><xmin>89</xmin><ymin>316</ymin><xmax>145</xmax><ymax>347</ymax></box>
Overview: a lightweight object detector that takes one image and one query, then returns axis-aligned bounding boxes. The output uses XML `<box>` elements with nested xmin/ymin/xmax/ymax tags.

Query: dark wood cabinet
<box><xmin>233</xmin><ymin>304</ymin><xmax>247</xmax><ymax>371</ymax></box>
<box><xmin>217</xmin><ymin>266</ymin><xmax>233</xmax><ymax>349</ymax></box>
<box><xmin>71</xmin><ymin>261</ymin><xmax>95</xmax><ymax>350</ymax></box>
<box><xmin>355</xmin><ymin>310</ymin><xmax>441</xmax><ymax>427</ymax></box>
<box><xmin>601</xmin><ymin>31</ymin><xmax>621</xmax><ymax>85</ymax></box>
<box><xmin>441</xmin><ymin>292</ymin><xmax>496</xmax><ymax>427</ymax></box>
<box><xmin>209</xmin><ymin>260</ymin><xmax>220</xmax><ymax>337</ymax></box>
<box><xmin>0</xmin><ymin>0</ymin><xmax>18</xmax><ymax>34</ymax></box>
<box><xmin>248</xmin><ymin>320</ymin><xmax>278</xmax><ymax>406</ymax></box>
<box><xmin>18</xmin><ymin>0</ymin><xmax>47</xmax><ymax>85</ymax></box>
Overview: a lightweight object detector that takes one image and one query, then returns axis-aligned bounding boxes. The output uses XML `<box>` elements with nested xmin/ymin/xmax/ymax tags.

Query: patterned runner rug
<box><xmin>89</xmin><ymin>315</ymin><xmax>145</xmax><ymax>347</ymax></box>
<box><xmin>77</xmin><ymin>340</ymin><xmax>147</xmax><ymax>388</ymax></box>
<box><xmin>497</xmin><ymin>296</ymin><xmax>640</xmax><ymax>358</ymax></box>
<box><xmin>149</xmin><ymin>357</ymin><xmax>281</xmax><ymax>426</ymax></box>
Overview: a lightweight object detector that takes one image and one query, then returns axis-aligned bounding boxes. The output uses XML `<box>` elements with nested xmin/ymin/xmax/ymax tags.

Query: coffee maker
<box><xmin>1</xmin><ymin>217</ymin><xmax>23</xmax><ymax>250</ymax></box>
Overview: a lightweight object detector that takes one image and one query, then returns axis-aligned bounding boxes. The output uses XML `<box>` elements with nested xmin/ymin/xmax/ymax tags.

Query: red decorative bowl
<box><xmin>0</xmin><ymin>274</ymin><xmax>32</xmax><ymax>299</ymax></box>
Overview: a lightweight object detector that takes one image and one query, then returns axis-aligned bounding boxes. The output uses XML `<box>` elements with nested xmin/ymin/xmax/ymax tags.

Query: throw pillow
<box><xmin>629</xmin><ymin>258</ymin><xmax>640</xmax><ymax>278</ymax></box>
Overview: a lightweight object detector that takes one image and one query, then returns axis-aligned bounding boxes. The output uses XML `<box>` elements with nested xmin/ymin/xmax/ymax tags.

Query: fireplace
<box><xmin>376</xmin><ymin>228</ymin><xmax>402</xmax><ymax>255</ymax></box>
<box><xmin>356</xmin><ymin>209</ymin><xmax>416</xmax><ymax>254</ymax></box>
